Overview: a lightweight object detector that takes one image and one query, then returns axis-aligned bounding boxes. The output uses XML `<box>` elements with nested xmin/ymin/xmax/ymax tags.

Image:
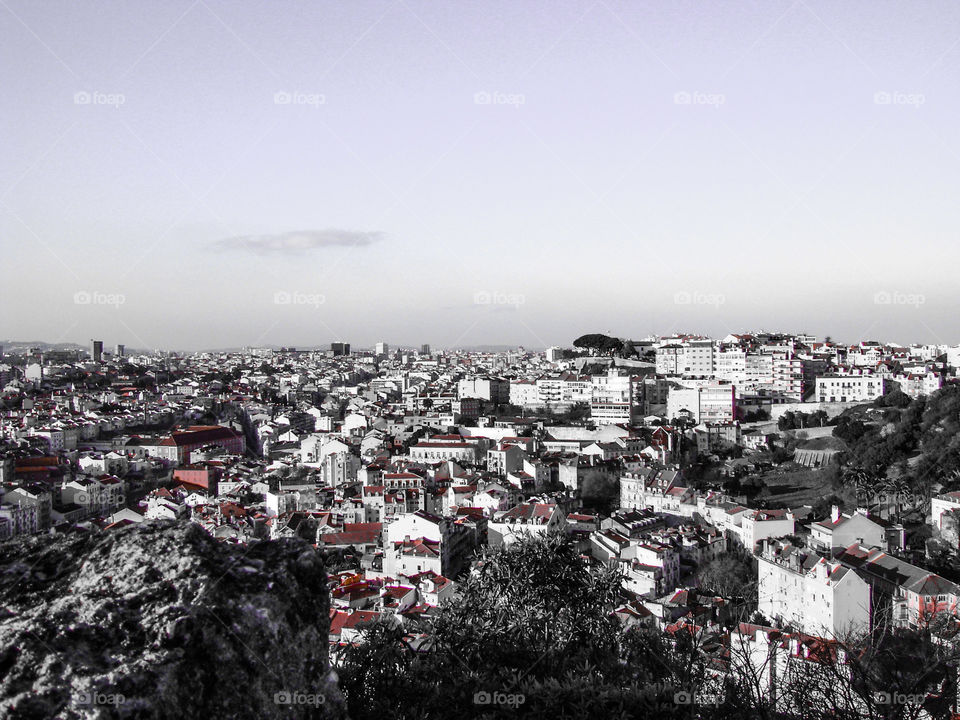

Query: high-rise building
<box><xmin>90</xmin><ymin>340</ymin><xmax>103</xmax><ymax>363</ymax></box>
<box><xmin>331</xmin><ymin>342</ymin><xmax>350</xmax><ymax>356</ymax></box>
<box><xmin>590</xmin><ymin>370</ymin><xmax>635</xmax><ymax>425</ymax></box>
<box><xmin>115</xmin><ymin>344</ymin><xmax>125</xmax><ymax>358</ymax></box>
<box><xmin>546</xmin><ymin>346</ymin><xmax>564</xmax><ymax>362</ymax></box>
<box><xmin>375</xmin><ymin>342</ymin><xmax>389</xmax><ymax>356</ymax></box>
<box><xmin>420</xmin><ymin>344</ymin><xmax>430</xmax><ymax>355</ymax></box>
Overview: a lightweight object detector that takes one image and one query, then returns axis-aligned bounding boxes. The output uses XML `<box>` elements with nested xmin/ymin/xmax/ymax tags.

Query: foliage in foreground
<box><xmin>336</xmin><ymin>533</ymin><xmax>959</xmax><ymax>719</ymax></box>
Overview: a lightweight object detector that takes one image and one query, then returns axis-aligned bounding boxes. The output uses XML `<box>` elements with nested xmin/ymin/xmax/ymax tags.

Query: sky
<box><xmin>2</xmin><ymin>0</ymin><xmax>960</xmax><ymax>351</ymax></box>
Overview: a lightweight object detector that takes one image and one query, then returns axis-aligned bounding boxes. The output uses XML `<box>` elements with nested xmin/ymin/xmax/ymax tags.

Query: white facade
<box><xmin>679</xmin><ymin>341</ymin><xmax>715</xmax><ymax>377</ymax></box>
<box><xmin>667</xmin><ymin>384</ymin><xmax>736</xmax><ymax>423</ymax></box>
<box><xmin>757</xmin><ymin>552</ymin><xmax>870</xmax><ymax>638</ymax></box>
<box><xmin>590</xmin><ymin>371</ymin><xmax>634</xmax><ymax>425</ymax></box>
<box><xmin>931</xmin><ymin>491</ymin><xmax>960</xmax><ymax>530</ymax></box>
<box><xmin>545</xmin><ymin>346</ymin><xmax>564</xmax><ymax>363</ymax></box>
<box><xmin>509</xmin><ymin>380</ymin><xmax>539</xmax><ymax>406</ymax></box>
<box><xmin>815</xmin><ymin>375</ymin><xmax>885</xmax><ymax>403</ymax></box>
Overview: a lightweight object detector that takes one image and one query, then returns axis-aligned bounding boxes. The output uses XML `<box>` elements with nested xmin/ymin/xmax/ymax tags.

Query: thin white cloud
<box><xmin>213</xmin><ymin>229</ymin><xmax>384</xmax><ymax>253</ymax></box>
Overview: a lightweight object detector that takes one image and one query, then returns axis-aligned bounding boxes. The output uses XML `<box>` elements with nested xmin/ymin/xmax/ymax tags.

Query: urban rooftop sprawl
<box><xmin>4</xmin><ymin>331</ymin><xmax>960</xmax><ymax>716</ymax></box>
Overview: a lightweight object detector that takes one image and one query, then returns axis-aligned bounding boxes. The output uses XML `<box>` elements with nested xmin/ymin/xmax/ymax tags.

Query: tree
<box><xmin>696</xmin><ymin>555</ymin><xmax>756</xmax><ymax>605</ymax></box>
<box><xmin>580</xmin><ymin>469</ymin><xmax>620</xmax><ymax>514</ymax></box>
<box><xmin>337</xmin><ymin>533</ymin><xmax>681</xmax><ymax>719</ymax></box>
<box><xmin>336</xmin><ymin>532</ymin><xmax>960</xmax><ymax>720</ymax></box>
<box><xmin>572</xmin><ymin>333</ymin><xmax>623</xmax><ymax>356</ymax></box>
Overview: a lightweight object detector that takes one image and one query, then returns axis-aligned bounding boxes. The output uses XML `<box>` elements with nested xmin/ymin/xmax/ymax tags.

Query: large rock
<box><xmin>0</xmin><ymin>521</ymin><xmax>343</xmax><ymax>719</ymax></box>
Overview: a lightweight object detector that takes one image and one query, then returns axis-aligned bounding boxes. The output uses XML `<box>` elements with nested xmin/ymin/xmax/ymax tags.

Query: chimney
<box><xmin>830</xmin><ymin>505</ymin><xmax>840</xmax><ymax>523</ymax></box>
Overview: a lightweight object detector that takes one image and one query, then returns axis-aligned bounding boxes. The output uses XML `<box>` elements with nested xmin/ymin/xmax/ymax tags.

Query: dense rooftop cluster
<box><xmin>3</xmin><ymin>334</ymin><xmax>960</xmax><ymax>714</ymax></box>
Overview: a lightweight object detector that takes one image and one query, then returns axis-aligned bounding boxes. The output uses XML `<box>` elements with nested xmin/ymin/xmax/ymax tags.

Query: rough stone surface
<box><xmin>0</xmin><ymin>521</ymin><xmax>343</xmax><ymax>719</ymax></box>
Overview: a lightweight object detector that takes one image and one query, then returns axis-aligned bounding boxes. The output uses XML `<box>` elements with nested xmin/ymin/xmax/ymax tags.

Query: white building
<box><xmin>383</xmin><ymin>510</ymin><xmax>474</xmax><ymax>578</ymax></box>
<box><xmin>590</xmin><ymin>371</ymin><xmax>634</xmax><ymax>425</ymax></box>
<box><xmin>679</xmin><ymin>340</ymin><xmax>715</xmax><ymax>377</ymax></box>
<box><xmin>947</xmin><ymin>346</ymin><xmax>960</xmax><ymax>370</ymax></box>
<box><xmin>656</xmin><ymin>341</ymin><xmax>715</xmax><ymax>378</ymax></box>
<box><xmin>931</xmin><ymin>491</ymin><xmax>960</xmax><ymax>531</ymax></box>
<box><xmin>458</xmin><ymin>377</ymin><xmax>510</xmax><ymax>404</ymax></box>
<box><xmin>715</xmin><ymin>348</ymin><xmax>746</xmax><ymax>383</ymax></box>
<box><xmin>729</xmin><ymin>509</ymin><xmax>795</xmax><ymax>551</ymax></box>
<box><xmin>815</xmin><ymin>375</ymin><xmax>885</xmax><ymax>403</ymax></box>
<box><xmin>488</xmin><ymin>502</ymin><xmax>565</xmax><ymax>546</ymax></box>
<box><xmin>655</xmin><ymin>345</ymin><xmax>681</xmax><ymax>375</ymax></box>
<box><xmin>757</xmin><ymin>543</ymin><xmax>871</xmax><ymax>638</ymax></box>
<box><xmin>509</xmin><ymin>380</ymin><xmax>539</xmax><ymax>407</ymax></box>
<box><xmin>666</xmin><ymin>384</ymin><xmax>736</xmax><ymax>423</ymax></box>
<box><xmin>809</xmin><ymin>507</ymin><xmax>885</xmax><ymax>552</ymax></box>
<box><xmin>892</xmin><ymin>371</ymin><xmax>942</xmax><ymax>399</ymax></box>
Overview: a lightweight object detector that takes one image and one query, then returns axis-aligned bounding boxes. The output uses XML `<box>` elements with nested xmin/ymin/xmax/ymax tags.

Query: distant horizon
<box><xmin>3</xmin><ymin>325</ymin><xmax>957</xmax><ymax>356</ymax></box>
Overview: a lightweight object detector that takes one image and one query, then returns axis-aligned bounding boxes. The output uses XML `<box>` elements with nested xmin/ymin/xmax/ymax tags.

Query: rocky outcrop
<box><xmin>0</xmin><ymin>521</ymin><xmax>342</xmax><ymax>719</ymax></box>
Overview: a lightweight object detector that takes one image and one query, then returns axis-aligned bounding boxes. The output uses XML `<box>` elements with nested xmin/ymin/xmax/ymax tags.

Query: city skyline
<box><xmin>0</xmin><ymin>326</ymin><xmax>953</xmax><ymax>357</ymax></box>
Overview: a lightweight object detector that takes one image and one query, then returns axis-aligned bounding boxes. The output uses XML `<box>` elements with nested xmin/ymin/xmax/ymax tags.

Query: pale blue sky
<box><xmin>2</xmin><ymin>1</ymin><xmax>959</xmax><ymax>350</ymax></box>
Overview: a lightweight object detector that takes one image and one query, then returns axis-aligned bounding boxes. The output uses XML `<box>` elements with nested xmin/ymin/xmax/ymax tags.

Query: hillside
<box><xmin>0</xmin><ymin>522</ymin><xmax>341</xmax><ymax>719</ymax></box>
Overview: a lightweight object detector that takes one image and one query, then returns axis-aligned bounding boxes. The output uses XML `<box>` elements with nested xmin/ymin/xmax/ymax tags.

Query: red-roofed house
<box><xmin>151</xmin><ymin>425</ymin><xmax>245</xmax><ymax>465</ymax></box>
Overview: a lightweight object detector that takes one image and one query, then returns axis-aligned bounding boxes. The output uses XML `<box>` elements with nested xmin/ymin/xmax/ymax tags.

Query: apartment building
<box><xmin>655</xmin><ymin>345</ymin><xmax>682</xmax><ymax>375</ymax></box>
<box><xmin>457</xmin><ymin>377</ymin><xmax>510</xmax><ymax>404</ymax></box>
<box><xmin>666</xmin><ymin>384</ymin><xmax>736</xmax><ymax>423</ymax></box>
<box><xmin>656</xmin><ymin>341</ymin><xmax>715</xmax><ymax>377</ymax></box>
<box><xmin>815</xmin><ymin>375</ymin><xmax>885</xmax><ymax>403</ymax></box>
<box><xmin>771</xmin><ymin>355</ymin><xmax>805</xmax><ymax>400</ymax></box>
<box><xmin>679</xmin><ymin>340</ymin><xmax>715</xmax><ymax>377</ymax></box>
<box><xmin>383</xmin><ymin>510</ymin><xmax>474</xmax><ymax>578</ymax></box>
<box><xmin>590</xmin><ymin>371</ymin><xmax>635</xmax><ymax>425</ymax></box>
<box><xmin>714</xmin><ymin>348</ymin><xmax>746</xmax><ymax>383</ymax></box>
<box><xmin>757</xmin><ymin>542</ymin><xmax>871</xmax><ymax>637</ymax></box>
